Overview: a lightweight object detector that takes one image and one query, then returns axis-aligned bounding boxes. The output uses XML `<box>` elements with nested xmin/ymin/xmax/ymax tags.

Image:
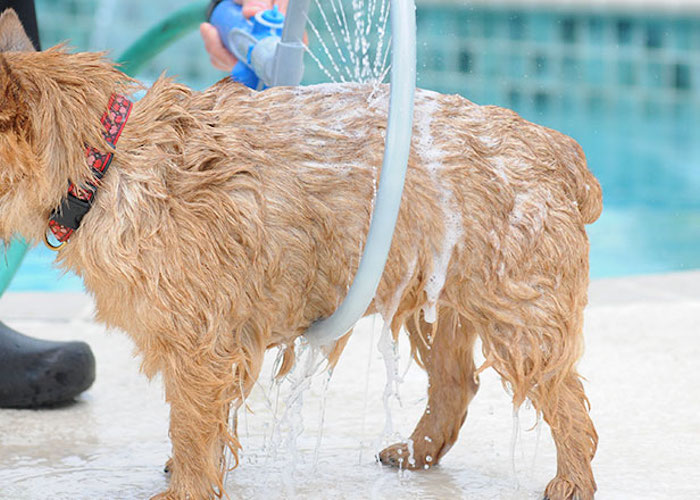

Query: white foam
<box><xmin>376</xmin><ymin>256</ymin><xmax>417</xmax><ymax>448</ymax></box>
<box><xmin>414</xmin><ymin>94</ymin><xmax>464</xmax><ymax>323</ymax></box>
<box><xmin>302</xmin><ymin>82</ymin><xmax>363</xmax><ymax>95</ymax></box>
<box><xmin>492</xmin><ymin>156</ymin><xmax>510</xmax><ymax>184</ymax></box>
<box><xmin>407</xmin><ymin>437</ymin><xmax>416</xmax><ymax>468</ymax></box>
<box><xmin>478</xmin><ymin>134</ymin><xmax>501</xmax><ymax>148</ymax></box>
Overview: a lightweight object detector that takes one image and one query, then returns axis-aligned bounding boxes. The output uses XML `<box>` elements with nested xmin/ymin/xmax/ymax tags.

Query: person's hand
<box><xmin>201</xmin><ymin>0</ymin><xmax>290</xmax><ymax>72</ymax></box>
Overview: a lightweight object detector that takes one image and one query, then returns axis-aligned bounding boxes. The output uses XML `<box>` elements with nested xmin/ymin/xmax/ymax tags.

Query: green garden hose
<box><xmin>0</xmin><ymin>240</ymin><xmax>30</xmax><ymax>294</ymax></box>
<box><xmin>0</xmin><ymin>1</ymin><xmax>209</xmax><ymax>296</ymax></box>
<box><xmin>117</xmin><ymin>1</ymin><xmax>209</xmax><ymax>77</ymax></box>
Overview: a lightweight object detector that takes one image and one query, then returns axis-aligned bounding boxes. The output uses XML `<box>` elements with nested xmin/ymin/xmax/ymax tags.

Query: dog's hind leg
<box><xmin>482</xmin><ymin>294</ymin><xmax>598</xmax><ymax>500</ymax></box>
<box><xmin>378</xmin><ymin>307</ymin><xmax>479</xmax><ymax>469</ymax></box>
<box><xmin>536</xmin><ymin>371</ymin><xmax>598</xmax><ymax>500</ymax></box>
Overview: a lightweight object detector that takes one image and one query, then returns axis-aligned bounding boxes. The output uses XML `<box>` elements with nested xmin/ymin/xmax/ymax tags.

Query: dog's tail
<box><xmin>556</xmin><ymin>133</ymin><xmax>603</xmax><ymax>225</ymax></box>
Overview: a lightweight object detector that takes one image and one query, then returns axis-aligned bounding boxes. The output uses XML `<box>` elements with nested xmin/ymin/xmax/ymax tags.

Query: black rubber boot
<box><xmin>0</xmin><ymin>321</ymin><xmax>96</xmax><ymax>408</ymax></box>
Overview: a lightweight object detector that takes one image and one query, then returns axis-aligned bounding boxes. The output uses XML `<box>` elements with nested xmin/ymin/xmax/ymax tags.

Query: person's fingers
<box><xmin>204</xmin><ymin>1</ymin><xmax>298</xmax><ymax>72</ymax></box>
<box><xmin>242</xmin><ymin>0</ymin><xmax>273</xmax><ymax>18</ymax></box>
<box><xmin>273</xmin><ymin>0</ymin><xmax>289</xmax><ymax>14</ymax></box>
<box><xmin>200</xmin><ymin>23</ymin><xmax>238</xmax><ymax>72</ymax></box>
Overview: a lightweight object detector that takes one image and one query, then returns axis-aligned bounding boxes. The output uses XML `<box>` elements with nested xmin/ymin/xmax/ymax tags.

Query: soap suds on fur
<box><xmin>414</xmin><ymin>93</ymin><xmax>464</xmax><ymax>323</ymax></box>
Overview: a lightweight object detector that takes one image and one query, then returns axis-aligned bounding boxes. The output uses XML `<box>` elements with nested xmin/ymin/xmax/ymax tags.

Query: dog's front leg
<box><xmin>152</xmin><ymin>343</ymin><xmax>263</xmax><ymax>500</ymax></box>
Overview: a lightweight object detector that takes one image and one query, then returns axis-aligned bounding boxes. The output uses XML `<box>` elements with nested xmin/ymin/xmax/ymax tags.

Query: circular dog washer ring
<box><xmin>304</xmin><ymin>0</ymin><xmax>417</xmax><ymax>347</ymax></box>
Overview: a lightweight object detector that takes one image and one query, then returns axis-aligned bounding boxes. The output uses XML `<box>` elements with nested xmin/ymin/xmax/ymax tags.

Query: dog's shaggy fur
<box><xmin>0</xmin><ymin>9</ymin><xmax>602</xmax><ymax>500</ymax></box>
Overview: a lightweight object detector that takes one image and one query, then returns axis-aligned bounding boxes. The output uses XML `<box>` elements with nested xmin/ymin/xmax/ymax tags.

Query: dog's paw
<box><xmin>378</xmin><ymin>443</ymin><xmax>411</xmax><ymax>469</ymax></box>
<box><xmin>544</xmin><ymin>477</ymin><xmax>595</xmax><ymax>500</ymax></box>
<box><xmin>150</xmin><ymin>490</ymin><xmax>176</xmax><ymax>500</ymax></box>
<box><xmin>378</xmin><ymin>442</ymin><xmax>437</xmax><ymax>470</ymax></box>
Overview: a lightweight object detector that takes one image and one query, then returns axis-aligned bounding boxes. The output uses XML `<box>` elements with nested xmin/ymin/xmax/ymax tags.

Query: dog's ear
<box><xmin>0</xmin><ymin>9</ymin><xmax>35</xmax><ymax>53</ymax></box>
<box><xmin>0</xmin><ymin>51</ymin><xmax>35</xmax><ymax>205</ymax></box>
<box><xmin>0</xmin><ymin>54</ymin><xmax>32</xmax><ymax>168</ymax></box>
<box><xmin>0</xmin><ymin>54</ymin><xmax>29</xmax><ymax>128</ymax></box>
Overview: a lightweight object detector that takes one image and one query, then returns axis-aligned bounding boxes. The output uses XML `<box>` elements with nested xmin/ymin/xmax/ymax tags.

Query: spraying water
<box><xmin>306</xmin><ymin>0</ymin><xmax>392</xmax><ymax>84</ymax></box>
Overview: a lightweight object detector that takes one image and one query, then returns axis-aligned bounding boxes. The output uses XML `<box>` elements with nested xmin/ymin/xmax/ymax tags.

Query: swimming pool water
<box><xmin>9</xmin><ymin>246</ymin><xmax>84</xmax><ymax>292</ymax></box>
<box><xmin>559</xmin><ymin>116</ymin><xmax>700</xmax><ymax>279</ymax></box>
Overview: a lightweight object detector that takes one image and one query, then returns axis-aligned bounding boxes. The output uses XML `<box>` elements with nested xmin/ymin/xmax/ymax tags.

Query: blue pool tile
<box><xmin>508</xmin><ymin>88</ymin><xmax>522</xmax><ymax>109</ymax></box>
<box><xmin>671</xmin><ymin>19</ymin><xmax>692</xmax><ymax>50</ymax></box>
<box><xmin>507</xmin><ymin>53</ymin><xmax>525</xmax><ymax>79</ymax></box>
<box><xmin>559</xmin><ymin>16</ymin><xmax>579</xmax><ymax>44</ymax></box>
<box><xmin>586</xmin><ymin>91</ymin><xmax>607</xmax><ymax>116</ymax></box>
<box><xmin>586</xmin><ymin>58</ymin><xmax>606</xmax><ymax>85</ymax></box>
<box><xmin>507</xmin><ymin>11</ymin><xmax>527</xmax><ymax>40</ymax></box>
<box><xmin>645</xmin><ymin>21</ymin><xmax>666</xmax><ymax>50</ymax></box>
<box><xmin>618</xmin><ymin>59</ymin><xmax>638</xmax><ymax>86</ymax></box>
<box><xmin>531</xmin><ymin>12</ymin><xmax>554</xmax><ymax>43</ymax></box>
<box><xmin>533</xmin><ymin>90</ymin><xmax>550</xmax><ymax>114</ymax></box>
<box><xmin>483</xmin><ymin>47</ymin><xmax>503</xmax><ymax>78</ymax></box>
<box><xmin>616</xmin><ymin>18</ymin><xmax>635</xmax><ymax>45</ymax></box>
<box><xmin>562</xmin><ymin>56</ymin><xmax>582</xmax><ymax>81</ymax></box>
<box><xmin>456</xmin><ymin>9</ymin><xmax>474</xmax><ymax>38</ymax></box>
<box><xmin>532</xmin><ymin>53</ymin><xmax>548</xmax><ymax>79</ymax></box>
<box><xmin>644</xmin><ymin>61</ymin><xmax>665</xmax><ymax>88</ymax></box>
<box><xmin>587</xmin><ymin>16</ymin><xmax>606</xmax><ymax>45</ymax></box>
<box><xmin>459</xmin><ymin>49</ymin><xmax>474</xmax><ymax>74</ymax></box>
<box><xmin>673</xmin><ymin>63</ymin><xmax>692</xmax><ymax>91</ymax></box>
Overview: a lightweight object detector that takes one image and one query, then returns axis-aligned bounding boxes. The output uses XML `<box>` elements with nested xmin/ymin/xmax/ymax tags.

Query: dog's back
<box><xmin>129</xmin><ymin>79</ymin><xmax>603</xmax><ymax>335</ymax></box>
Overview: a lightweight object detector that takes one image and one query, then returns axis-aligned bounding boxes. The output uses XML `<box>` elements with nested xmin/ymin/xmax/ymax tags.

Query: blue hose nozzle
<box><xmin>209</xmin><ymin>1</ymin><xmax>285</xmax><ymax>89</ymax></box>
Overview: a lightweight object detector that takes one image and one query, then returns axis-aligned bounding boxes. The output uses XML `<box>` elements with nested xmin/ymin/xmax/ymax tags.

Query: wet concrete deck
<box><xmin>1</xmin><ymin>272</ymin><xmax>699</xmax><ymax>499</ymax></box>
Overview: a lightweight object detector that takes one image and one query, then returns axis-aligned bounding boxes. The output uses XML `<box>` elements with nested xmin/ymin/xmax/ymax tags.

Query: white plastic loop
<box><xmin>304</xmin><ymin>0</ymin><xmax>417</xmax><ymax>347</ymax></box>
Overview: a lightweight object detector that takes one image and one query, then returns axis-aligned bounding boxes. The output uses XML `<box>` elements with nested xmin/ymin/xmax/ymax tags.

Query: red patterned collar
<box><xmin>44</xmin><ymin>94</ymin><xmax>133</xmax><ymax>250</ymax></box>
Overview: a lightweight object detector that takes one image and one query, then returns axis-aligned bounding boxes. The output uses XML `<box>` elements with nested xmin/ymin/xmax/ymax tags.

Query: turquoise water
<box><xmin>557</xmin><ymin>117</ymin><xmax>700</xmax><ymax>279</ymax></box>
<box><xmin>7</xmin><ymin>246</ymin><xmax>84</xmax><ymax>292</ymax></box>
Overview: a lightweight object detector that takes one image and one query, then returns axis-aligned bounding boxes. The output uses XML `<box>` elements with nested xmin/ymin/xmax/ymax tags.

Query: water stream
<box><xmin>306</xmin><ymin>0</ymin><xmax>391</xmax><ymax>84</ymax></box>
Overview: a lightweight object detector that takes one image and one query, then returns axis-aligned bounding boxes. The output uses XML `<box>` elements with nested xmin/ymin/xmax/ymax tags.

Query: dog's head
<box><xmin>0</xmin><ymin>9</ymin><xmax>42</xmax><ymax>242</ymax></box>
<box><xmin>0</xmin><ymin>9</ymin><xmax>132</xmax><ymax>243</ymax></box>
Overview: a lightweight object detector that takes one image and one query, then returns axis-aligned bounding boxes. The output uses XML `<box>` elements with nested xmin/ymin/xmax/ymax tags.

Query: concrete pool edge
<box><xmin>587</xmin><ymin>269</ymin><xmax>700</xmax><ymax>307</ymax></box>
<box><xmin>0</xmin><ymin>292</ymin><xmax>93</xmax><ymax>322</ymax></box>
<box><xmin>1</xmin><ymin>271</ymin><xmax>699</xmax><ymax>499</ymax></box>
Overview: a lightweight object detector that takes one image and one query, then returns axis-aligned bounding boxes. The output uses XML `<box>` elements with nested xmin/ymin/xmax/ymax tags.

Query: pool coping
<box><xmin>420</xmin><ymin>0</ymin><xmax>700</xmax><ymax>14</ymax></box>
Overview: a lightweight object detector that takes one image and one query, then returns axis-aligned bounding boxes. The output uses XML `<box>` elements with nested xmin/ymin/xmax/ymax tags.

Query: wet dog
<box><xmin>0</xmin><ymin>9</ymin><xmax>601</xmax><ymax>499</ymax></box>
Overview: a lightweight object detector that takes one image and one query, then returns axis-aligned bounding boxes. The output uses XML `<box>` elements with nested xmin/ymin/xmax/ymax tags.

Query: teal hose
<box><xmin>0</xmin><ymin>1</ymin><xmax>208</xmax><ymax>296</ymax></box>
<box><xmin>117</xmin><ymin>1</ymin><xmax>209</xmax><ymax>76</ymax></box>
<box><xmin>0</xmin><ymin>240</ymin><xmax>30</xmax><ymax>295</ymax></box>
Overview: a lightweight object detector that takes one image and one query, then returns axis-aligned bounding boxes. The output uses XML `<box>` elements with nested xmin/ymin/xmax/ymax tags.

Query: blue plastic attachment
<box><xmin>260</xmin><ymin>5</ymin><xmax>284</xmax><ymax>25</ymax></box>
<box><xmin>209</xmin><ymin>1</ymin><xmax>284</xmax><ymax>89</ymax></box>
